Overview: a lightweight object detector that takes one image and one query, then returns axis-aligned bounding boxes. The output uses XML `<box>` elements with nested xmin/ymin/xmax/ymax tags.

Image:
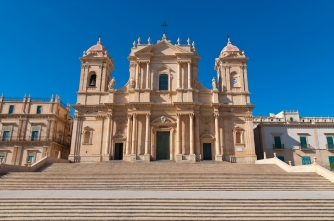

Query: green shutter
<box><xmin>277</xmin><ymin>156</ymin><xmax>284</xmax><ymax>162</ymax></box>
<box><xmin>300</xmin><ymin>136</ymin><xmax>307</xmax><ymax>148</ymax></box>
<box><xmin>274</xmin><ymin>136</ymin><xmax>282</xmax><ymax>148</ymax></box>
<box><xmin>327</xmin><ymin>136</ymin><xmax>334</xmax><ymax>149</ymax></box>
<box><xmin>329</xmin><ymin>156</ymin><xmax>334</xmax><ymax>170</ymax></box>
<box><xmin>302</xmin><ymin>156</ymin><xmax>311</xmax><ymax>165</ymax></box>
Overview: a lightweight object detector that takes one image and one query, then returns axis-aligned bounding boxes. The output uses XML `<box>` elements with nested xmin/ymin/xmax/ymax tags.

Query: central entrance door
<box><xmin>156</xmin><ymin>132</ymin><xmax>170</xmax><ymax>160</ymax></box>
<box><xmin>114</xmin><ymin>143</ymin><xmax>123</xmax><ymax>160</ymax></box>
<box><xmin>203</xmin><ymin>143</ymin><xmax>212</xmax><ymax>160</ymax></box>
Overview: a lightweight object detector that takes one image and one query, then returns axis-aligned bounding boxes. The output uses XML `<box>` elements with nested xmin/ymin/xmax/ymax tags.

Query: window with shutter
<box><xmin>300</xmin><ymin>136</ymin><xmax>307</xmax><ymax>149</ymax></box>
<box><xmin>274</xmin><ymin>136</ymin><xmax>282</xmax><ymax>148</ymax></box>
<box><xmin>326</xmin><ymin>136</ymin><xmax>334</xmax><ymax>149</ymax></box>
<box><xmin>159</xmin><ymin>74</ymin><xmax>168</xmax><ymax>90</ymax></box>
<box><xmin>302</xmin><ymin>156</ymin><xmax>311</xmax><ymax>165</ymax></box>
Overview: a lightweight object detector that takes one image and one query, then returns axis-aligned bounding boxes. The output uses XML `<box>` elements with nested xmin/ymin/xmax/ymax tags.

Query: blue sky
<box><xmin>0</xmin><ymin>0</ymin><xmax>333</xmax><ymax>117</ymax></box>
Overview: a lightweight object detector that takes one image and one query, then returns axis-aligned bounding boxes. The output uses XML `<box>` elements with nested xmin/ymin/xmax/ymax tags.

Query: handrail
<box><xmin>256</xmin><ymin>157</ymin><xmax>334</xmax><ymax>183</ymax></box>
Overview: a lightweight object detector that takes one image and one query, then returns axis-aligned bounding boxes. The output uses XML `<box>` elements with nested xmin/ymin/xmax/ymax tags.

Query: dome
<box><xmin>83</xmin><ymin>37</ymin><xmax>108</xmax><ymax>57</ymax></box>
<box><xmin>220</xmin><ymin>37</ymin><xmax>244</xmax><ymax>58</ymax></box>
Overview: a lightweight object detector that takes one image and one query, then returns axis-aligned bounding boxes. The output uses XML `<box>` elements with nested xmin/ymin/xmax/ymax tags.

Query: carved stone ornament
<box><xmin>129</xmin><ymin>78</ymin><xmax>135</xmax><ymax>89</ymax></box>
<box><xmin>212</xmin><ymin>78</ymin><xmax>218</xmax><ymax>90</ymax></box>
<box><xmin>161</xmin><ymin>116</ymin><xmax>166</xmax><ymax>123</ymax></box>
<box><xmin>108</xmin><ymin>77</ymin><xmax>116</xmax><ymax>90</ymax></box>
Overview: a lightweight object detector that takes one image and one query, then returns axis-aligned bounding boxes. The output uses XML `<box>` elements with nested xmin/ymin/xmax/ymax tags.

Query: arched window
<box><xmin>159</xmin><ymin>74</ymin><xmax>168</xmax><ymax>90</ymax></box>
<box><xmin>84</xmin><ymin>131</ymin><xmax>91</xmax><ymax>144</ymax></box>
<box><xmin>89</xmin><ymin>74</ymin><xmax>96</xmax><ymax>86</ymax></box>
<box><xmin>290</xmin><ymin>117</ymin><xmax>293</xmax><ymax>122</ymax></box>
<box><xmin>236</xmin><ymin>131</ymin><xmax>242</xmax><ymax>144</ymax></box>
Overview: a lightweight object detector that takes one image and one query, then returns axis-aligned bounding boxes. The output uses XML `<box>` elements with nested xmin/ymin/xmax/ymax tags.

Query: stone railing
<box><xmin>0</xmin><ymin>156</ymin><xmax>70</xmax><ymax>173</ymax></box>
<box><xmin>256</xmin><ymin>153</ymin><xmax>334</xmax><ymax>183</ymax></box>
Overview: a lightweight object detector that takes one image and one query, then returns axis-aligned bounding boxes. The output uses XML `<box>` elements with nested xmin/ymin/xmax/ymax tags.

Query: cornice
<box><xmin>257</xmin><ymin>122</ymin><xmax>334</xmax><ymax>128</ymax></box>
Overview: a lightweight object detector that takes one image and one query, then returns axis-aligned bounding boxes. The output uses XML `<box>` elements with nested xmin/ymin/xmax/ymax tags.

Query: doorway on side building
<box><xmin>156</xmin><ymin>132</ymin><xmax>170</xmax><ymax>160</ymax></box>
<box><xmin>203</xmin><ymin>143</ymin><xmax>212</xmax><ymax>160</ymax></box>
<box><xmin>114</xmin><ymin>143</ymin><xmax>123</xmax><ymax>160</ymax></box>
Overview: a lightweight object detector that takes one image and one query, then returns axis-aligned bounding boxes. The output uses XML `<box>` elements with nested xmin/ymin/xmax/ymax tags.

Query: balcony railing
<box><xmin>326</xmin><ymin>144</ymin><xmax>334</xmax><ymax>150</ymax></box>
<box><xmin>273</xmin><ymin>144</ymin><xmax>285</xmax><ymax>149</ymax></box>
<box><xmin>299</xmin><ymin>144</ymin><xmax>311</xmax><ymax>150</ymax></box>
<box><xmin>0</xmin><ymin>136</ymin><xmax>70</xmax><ymax>147</ymax></box>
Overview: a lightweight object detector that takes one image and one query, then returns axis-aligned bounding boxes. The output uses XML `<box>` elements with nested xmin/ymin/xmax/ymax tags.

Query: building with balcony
<box><xmin>69</xmin><ymin>35</ymin><xmax>257</xmax><ymax>163</ymax></box>
<box><xmin>0</xmin><ymin>94</ymin><xmax>73</xmax><ymax>165</ymax></box>
<box><xmin>254</xmin><ymin>110</ymin><xmax>334</xmax><ymax>169</ymax></box>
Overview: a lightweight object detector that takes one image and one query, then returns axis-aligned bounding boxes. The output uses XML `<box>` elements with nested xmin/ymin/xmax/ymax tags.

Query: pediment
<box><xmin>151</xmin><ymin>116</ymin><xmax>176</xmax><ymax>124</ymax></box>
<box><xmin>200</xmin><ymin>134</ymin><xmax>214</xmax><ymax>139</ymax></box>
<box><xmin>113</xmin><ymin>134</ymin><xmax>126</xmax><ymax>139</ymax></box>
<box><xmin>135</xmin><ymin>41</ymin><xmax>191</xmax><ymax>56</ymax></box>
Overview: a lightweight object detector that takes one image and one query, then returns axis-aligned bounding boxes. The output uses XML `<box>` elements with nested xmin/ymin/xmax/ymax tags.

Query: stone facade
<box><xmin>69</xmin><ymin>35</ymin><xmax>257</xmax><ymax>163</ymax></box>
<box><xmin>0</xmin><ymin>94</ymin><xmax>72</xmax><ymax>165</ymax></box>
<box><xmin>254</xmin><ymin>111</ymin><xmax>334</xmax><ymax>169</ymax></box>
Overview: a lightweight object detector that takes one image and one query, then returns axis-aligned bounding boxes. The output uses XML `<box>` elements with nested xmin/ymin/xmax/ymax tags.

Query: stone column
<box><xmin>146</xmin><ymin>61</ymin><xmax>150</xmax><ymax>89</ymax></box>
<box><xmin>50</xmin><ymin>120</ymin><xmax>55</xmax><ymax>139</ymax></box>
<box><xmin>189</xmin><ymin>113</ymin><xmax>196</xmax><ymax>162</ymax></box>
<box><xmin>131</xmin><ymin>114</ymin><xmax>137</xmax><ymax>154</ymax></box>
<box><xmin>104</xmin><ymin>113</ymin><xmax>112</xmax><ymax>157</ymax></box>
<box><xmin>245</xmin><ymin>114</ymin><xmax>256</xmax><ymax>163</ymax></box>
<box><xmin>195</xmin><ymin>114</ymin><xmax>200</xmax><ymax>160</ymax></box>
<box><xmin>144</xmin><ymin>113</ymin><xmax>151</xmax><ymax>154</ymax></box>
<box><xmin>101</xmin><ymin>64</ymin><xmax>107</xmax><ymax>91</ymax></box>
<box><xmin>189</xmin><ymin>113</ymin><xmax>195</xmax><ymax>154</ymax></box>
<box><xmin>135</xmin><ymin>62</ymin><xmax>139</xmax><ymax>89</ymax></box>
<box><xmin>214</xmin><ymin>113</ymin><xmax>222</xmax><ymax>161</ymax></box>
<box><xmin>188</xmin><ymin>61</ymin><xmax>192</xmax><ymax>89</ymax></box>
<box><xmin>175</xmin><ymin>113</ymin><xmax>182</xmax><ymax>162</ymax></box>
<box><xmin>177</xmin><ymin>61</ymin><xmax>181</xmax><ymax>89</ymax></box>
<box><xmin>126</xmin><ymin>114</ymin><xmax>132</xmax><ymax>155</ymax></box>
<box><xmin>144</xmin><ymin>113</ymin><xmax>151</xmax><ymax>161</ymax></box>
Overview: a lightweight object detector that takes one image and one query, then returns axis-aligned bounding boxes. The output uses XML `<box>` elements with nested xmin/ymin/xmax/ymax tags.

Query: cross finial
<box><xmin>161</xmin><ymin>21</ymin><xmax>168</xmax><ymax>34</ymax></box>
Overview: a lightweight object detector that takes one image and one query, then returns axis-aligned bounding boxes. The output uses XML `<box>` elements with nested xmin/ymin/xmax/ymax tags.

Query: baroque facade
<box><xmin>254</xmin><ymin>111</ymin><xmax>334</xmax><ymax>168</ymax></box>
<box><xmin>0</xmin><ymin>94</ymin><xmax>72</xmax><ymax>165</ymax></box>
<box><xmin>69</xmin><ymin>35</ymin><xmax>257</xmax><ymax>163</ymax></box>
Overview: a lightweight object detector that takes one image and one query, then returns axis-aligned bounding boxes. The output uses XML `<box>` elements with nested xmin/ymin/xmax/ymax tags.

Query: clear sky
<box><xmin>1</xmin><ymin>0</ymin><xmax>333</xmax><ymax>117</ymax></box>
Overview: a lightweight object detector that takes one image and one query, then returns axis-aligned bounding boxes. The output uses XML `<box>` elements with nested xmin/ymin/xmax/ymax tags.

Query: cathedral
<box><xmin>69</xmin><ymin>34</ymin><xmax>257</xmax><ymax>163</ymax></box>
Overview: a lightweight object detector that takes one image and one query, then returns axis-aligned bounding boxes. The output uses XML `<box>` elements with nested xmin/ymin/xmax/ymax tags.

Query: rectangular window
<box><xmin>31</xmin><ymin>126</ymin><xmax>39</xmax><ymax>141</ymax></box>
<box><xmin>27</xmin><ymin>153</ymin><xmax>35</xmax><ymax>163</ymax></box>
<box><xmin>8</xmin><ymin>105</ymin><xmax>14</xmax><ymax>114</ymax></box>
<box><xmin>277</xmin><ymin>156</ymin><xmax>284</xmax><ymax>162</ymax></box>
<box><xmin>329</xmin><ymin>156</ymin><xmax>334</xmax><ymax>170</ymax></box>
<box><xmin>0</xmin><ymin>153</ymin><xmax>6</xmax><ymax>163</ymax></box>
<box><xmin>274</xmin><ymin>136</ymin><xmax>282</xmax><ymax>148</ymax></box>
<box><xmin>2</xmin><ymin>126</ymin><xmax>11</xmax><ymax>141</ymax></box>
<box><xmin>36</xmin><ymin>106</ymin><xmax>42</xmax><ymax>114</ymax></box>
<box><xmin>302</xmin><ymin>156</ymin><xmax>311</xmax><ymax>165</ymax></box>
<box><xmin>326</xmin><ymin>136</ymin><xmax>334</xmax><ymax>149</ymax></box>
<box><xmin>300</xmin><ymin>136</ymin><xmax>308</xmax><ymax>149</ymax></box>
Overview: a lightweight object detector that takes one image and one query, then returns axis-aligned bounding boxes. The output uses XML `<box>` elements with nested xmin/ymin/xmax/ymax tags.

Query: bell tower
<box><xmin>77</xmin><ymin>37</ymin><xmax>114</xmax><ymax>105</ymax></box>
<box><xmin>214</xmin><ymin>37</ymin><xmax>250</xmax><ymax>105</ymax></box>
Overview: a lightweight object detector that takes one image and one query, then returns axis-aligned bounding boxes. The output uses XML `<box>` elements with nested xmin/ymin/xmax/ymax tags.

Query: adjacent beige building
<box><xmin>69</xmin><ymin>35</ymin><xmax>257</xmax><ymax>163</ymax></box>
<box><xmin>254</xmin><ymin>111</ymin><xmax>334</xmax><ymax>169</ymax></box>
<box><xmin>0</xmin><ymin>94</ymin><xmax>72</xmax><ymax>165</ymax></box>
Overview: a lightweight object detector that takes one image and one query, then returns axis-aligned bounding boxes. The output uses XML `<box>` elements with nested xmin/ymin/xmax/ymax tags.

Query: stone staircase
<box><xmin>0</xmin><ymin>161</ymin><xmax>333</xmax><ymax>190</ymax></box>
<box><xmin>0</xmin><ymin>198</ymin><xmax>334</xmax><ymax>220</ymax></box>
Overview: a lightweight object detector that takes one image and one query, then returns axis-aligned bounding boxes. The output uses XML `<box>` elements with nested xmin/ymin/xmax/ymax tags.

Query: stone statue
<box><xmin>212</xmin><ymin>77</ymin><xmax>217</xmax><ymax>90</ymax></box>
<box><xmin>108</xmin><ymin>77</ymin><xmax>116</xmax><ymax>90</ymax></box>
<box><xmin>129</xmin><ymin>77</ymin><xmax>135</xmax><ymax>89</ymax></box>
